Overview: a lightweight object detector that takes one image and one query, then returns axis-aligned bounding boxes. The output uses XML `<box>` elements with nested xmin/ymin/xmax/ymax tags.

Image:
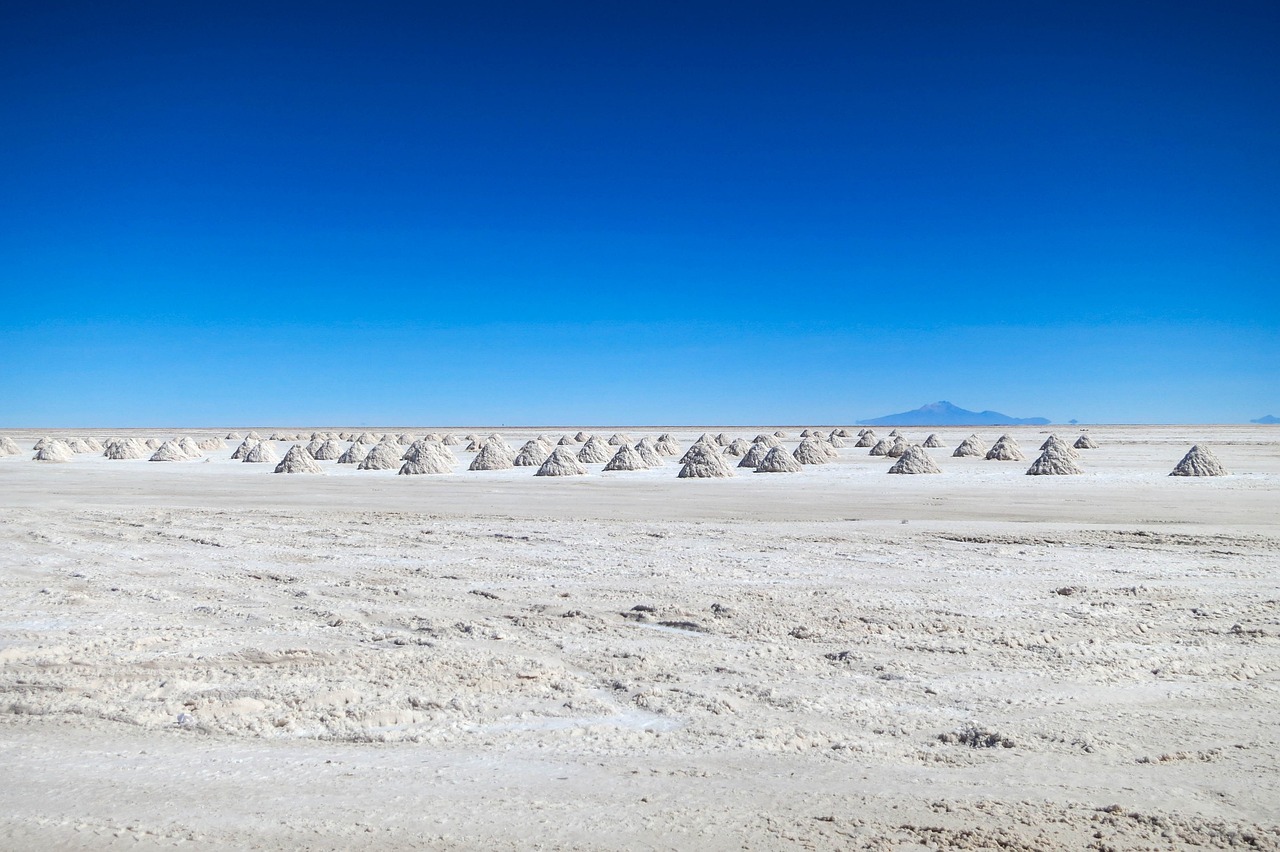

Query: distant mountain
<box><xmin>1251</xmin><ymin>414</ymin><xmax>1280</xmax><ymax>424</ymax></box>
<box><xmin>858</xmin><ymin>401</ymin><xmax>1050</xmax><ymax>427</ymax></box>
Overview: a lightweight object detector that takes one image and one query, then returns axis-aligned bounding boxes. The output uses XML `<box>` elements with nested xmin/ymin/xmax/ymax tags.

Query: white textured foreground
<box><xmin>1</xmin><ymin>425</ymin><xmax>1279</xmax><ymax>850</ymax></box>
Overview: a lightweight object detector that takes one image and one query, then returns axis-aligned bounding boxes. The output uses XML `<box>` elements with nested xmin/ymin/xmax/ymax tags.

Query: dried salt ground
<box><xmin>536</xmin><ymin>446</ymin><xmax>588</xmax><ymax>476</ymax></box>
<box><xmin>275</xmin><ymin>445</ymin><xmax>323</xmax><ymax>474</ymax></box>
<box><xmin>888</xmin><ymin>445</ymin><xmax>942</xmax><ymax>474</ymax></box>
<box><xmin>755</xmin><ymin>445</ymin><xmax>802</xmax><ymax>473</ymax></box>
<box><xmin>1171</xmin><ymin>444</ymin><xmax>1228</xmax><ymax>477</ymax></box>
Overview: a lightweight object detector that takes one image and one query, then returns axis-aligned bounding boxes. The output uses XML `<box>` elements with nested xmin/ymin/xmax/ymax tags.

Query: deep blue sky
<box><xmin>2</xmin><ymin>1</ymin><xmax>1277</xmax><ymax>426</ymax></box>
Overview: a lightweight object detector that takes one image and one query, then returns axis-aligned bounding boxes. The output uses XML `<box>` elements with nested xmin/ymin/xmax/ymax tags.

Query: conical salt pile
<box><xmin>557</xmin><ymin>436</ymin><xmax>574</xmax><ymax>446</ymax></box>
<box><xmin>634</xmin><ymin>438</ymin><xmax>664</xmax><ymax>467</ymax></box>
<box><xmin>577</xmin><ymin>436</ymin><xmax>612</xmax><ymax>464</ymax></box>
<box><xmin>604</xmin><ymin>444</ymin><xmax>648</xmax><ymax>471</ymax></box>
<box><xmin>104</xmin><ymin>438</ymin><xmax>148</xmax><ymax>459</ymax></box>
<box><xmin>607</xmin><ymin>433</ymin><xmax>633</xmax><ymax>446</ymax></box>
<box><xmin>827</xmin><ymin>434</ymin><xmax>847</xmax><ymax>449</ymax></box>
<box><xmin>66</xmin><ymin>438</ymin><xmax>94</xmax><ymax>454</ymax></box>
<box><xmin>885</xmin><ymin>436</ymin><xmax>910</xmax><ymax>458</ymax></box>
<box><xmin>773</xmin><ymin>430</ymin><xmax>788</xmax><ymax>438</ymax></box>
<box><xmin>244</xmin><ymin>442</ymin><xmax>279</xmax><ymax>464</ymax></box>
<box><xmin>573</xmin><ymin>431</ymin><xmax>591</xmax><ymax>443</ymax></box>
<box><xmin>245</xmin><ymin>431</ymin><xmax>262</xmax><ymax>441</ymax></box>
<box><xmin>442</xmin><ymin>434</ymin><xmax>460</xmax><ymax>446</ymax></box>
<box><xmin>723</xmin><ymin>438</ymin><xmax>751</xmax><ymax>457</ymax></box>
<box><xmin>197</xmin><ymin>437</ymin><xmax>224</xmax><ymax>451</ymax></box>
<box><xmin>32</xmin><ymin>437</ymin><xmax>51</xmax><ymax>451</ymax></box>
<box><xmin>0</xmin><ymin>436</ymin><xmax>22</xmax><ymax>456</ymax></box>
<box><xmin>404</xmin><ymin>440</ymin><xmax>455</xmax><ymax>468</ymax></box>
<box><xmin>34</xmin><ymin>440</ymin><xmax>74</xmax><ymax>462</ymax></box>
<box><xmin>399</xmin><ymin>452</ymin><xmax>453</xmax><ymax>475</ymax></box>
<box><xmin>654</xmin><ymin>434</ymin><xmax>681</xmax><ymax>456</ymax></box>
<box><xmin>1040</xmin><ymin>435</ymin><xmax>1079</xmax><ymax>458</ymax></box>
<box><xmin>230</xmin><ymin>439</ymin><xmax>256</xmax><ymax>460</ymax></box>
<box><xmin>313</xmin><ymin>439</ymin><xmax>344</xmax><ymax>460</ymax></box>
<box><xmin>757</xmin><ymin>446</ymin><xmax>802</xmax><ymax>473</ymax></box>
<box><xmin>752</xmin><ymin>433</ymin><xmax>780</xmax><ymax>448</ymax></box>
<box><xmin>225</xmin><ymin>432</ymin><xmax>241</xmax><ymax>440</ymax></box>
<box><xmin>713</xmin><ymin>433</ymin><xmax>732</xmax><ymax>447</ymax></box>
<box><xmin>677</xmin><ymin>443</ymin><xmax>734</xmax><ymax>478</ymax></box>
<box><xmin>985</xmin><ymin>437</ymin><xmax>1025</xmax><ymax>461</ymax></box>
<box><xmin>738</xmin><ymin>441</ymin><xmax>771</xmax><ymax>469</ymax></box>
<box><xmin>268</xmin><ymin>432</ymin><xmax>284</xmax><ymax>441</ymax></box>
<box><xmin>800</xmin><ymin>429</ymin><xmax>814</xmax><ymax>438</ymax></box>
<box><xmin>854</xmin><ymin>431</ymin><xmax>877</xmax><ymax>448</ymax></box>
<box><xmin>888</xmin><ymin>445</ymin><xmax>942</xmax><ymax>474</ymax></box>
<box><xmin>396</xmin><ymin>433</ymin><xmax>415</xmax><ymax>445</ymax></box>
<box><xmin>679</xmin><ymin>438</ymin><xmax>717</xmax><ymax>464</ymax></box>
<box><xmin>1170</xmin><ymin>445</ymin><xmax>1227</xmax><ymax>477</ymax></box>
<box><xmin>1074</xmin><ymin>434</ymin><xmax>1098</xmax><ymax>449</ymax></box>
<box><xmin>888</xmin><ymin>429</ymin><xmax>902</xmax><ymax>438</ymax></box>
<box><xmin>536</xmin><ymin>446</ymin><xmax>587</xmax><ymax>476</ymax></box>
<box><xmin>834</xmin><ymin>428</ymin><xmax>851</xmax><ymax>437</ymax></box>
<box><xmin>355</xmin><ymin>432</ymin><xmax>378</xmax><ymax>445</ymax></box>
<box><xmin>952</xmin><ymin>435</ymin><xmax>985</xmax><ymax>457</ymax></box>
<box><xmin>336</xmin><ymin>442</ymin><xmax>368</xmax><ymax>464</ymax></box>
<box><xmin>275</xmin><ymin>445</ymin><xmax>323</xmax><ymax>474</ymax></box>
<box><xmin>923</xmin><ymin>433</ymin><xmax>943</xmax><ymax>448</ymax></box>
<box><xmin>793</xmin><ymin>438</ymin><xmax>834</xmax><ymax>464</ymax></box>
<box><xmin>358</xmin><ymin>443</ymin><xmax>402</xmax><ymax>470</ymax></box>
<box><xmin>469</xmin><ymin>441</ymin><xmax>514</xmax><ymax>471</ymax></box>
<box><xmin>149</xmin><ymin>440</ymin><xmax>187</xmax><ymax>462</ymax></box>
<box><xmin>177</xmin><ymin>437</ymin><xmax>203</xmax><ymax>457</ymax></box>
<box><xmin>304</xmin><ymin>439</ymin><xmax>325</xmax><ymax>456</ymax></box>
<box><xmin>80</xmin><ymin>437</ymin><xmax>104</xmax><ymax>452</ymax></box>
<box><xmin>1026</xmin><ymin>446</ymin><xmax>1083</xmax><ymax>475</ymax></box>
<box><xmin>514</xmin><ymin>440</ymin><xmax>551</xmax><ymax>467</ymax></box>
<box><xmin>868</xmin><ymin>438</ymin><xmax>893</xmax><ymax>456</ymax></box>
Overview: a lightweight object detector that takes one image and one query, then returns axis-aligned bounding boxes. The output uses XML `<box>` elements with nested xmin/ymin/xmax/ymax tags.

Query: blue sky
<box><xmin>2</xmin><ymin>1</ymin><xmax>1277</xmax><ymax>426</ymax></box>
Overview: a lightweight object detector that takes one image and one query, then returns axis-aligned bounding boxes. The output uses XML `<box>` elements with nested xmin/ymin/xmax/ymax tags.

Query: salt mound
<box><xmin>1040</xmin><ymin>435</ymin><xmax>1079</xmax><ymax>458</ymax></box>
<box><xmin>654</xmin><ymin>434</ymin><xmax>681</xmax><ymax>456</ymax></box>
<box><xmin>888</xmin><ymin>445</ymin><xmax>942</xmax><ymax>474</ymax></box>
<box><xmin>1074</xmin><ymin>434</ymin><xmax>1098</xmax><ymax>449</ymax></box>
<box><xmin>827</xmin><ymin>434</ymin><xmax>847</xmax><ymax>449</ymax></box>
<box><xmin>304</xmin><ymin>439</ymin><xmax>324</xmax><ymax>456</ymax></box>
<box><xmin>854</xmin><ymin>431</ymin><xmax>877</xmax><ymax>448</ymax></box>
<box><xmin>800</xmin><ymin>429</ymin><xmax>815</xmax><ymax>438</ymax></box>
<box><xmin>985</xmin><ymin>438</ymin><xmax>1025</xmax><ymax>461</ymax></box>
<box><xmin>752</xmin><ymin>433</ymin><xmax>780</xmax><ymax>448</ymax></box>
<box><xmin>885</xmin><ymin>437</ymin><xmax>910</xmax><ymax>458</ymax></box>
<box><xmin>336</xmin><ymin>442</ymin><xmax>368</xmax><ymax>464</ymax></box>
<box><xmin>403</xmin><ymin>440</ymin><xmax>455</xmax><ymax>468</ymax></box>
<box><xmin>397</xmin><ymin>433</ymin><xmax>415</xmax><ymax>445</ymax></box>
<box><xmin>793</xmin><ymin>438</ymin><xmax>834</xmax><ymax>465</ymax></box>
<box><xmin>773</xmin><ymin>430</ymin><xmax>787</xmax><ymax>438</ymax></box>
<box><xmin>604</xmin><ymin>444</ymin><xmax>648</xmax><ymax>471</ymax></box>
<box><xmin>441</xmin><ymin>434</ymin><xmax>461</xmax><ymax>446</ymax></box>
<box><xmin>268</xmin><ymin>432</ymin><xmax>284</xmax><ymax>441</ymax></box>
<box><xmin>32</xmin><ymin>436</ymin><xmax>52</xmax><ymax>451</ymax></box>
<box><xmin>66</xmin><ymin>438</ymin><xmax>94</xmax><ymax>454</ymax></box>
<box><xmin>757</xmin><ymin>446</ymin><xmax>802</xmax><ymax>473</ymax></box>
<box><xmin>576</xmin><ymin>437</ymin><xmax>612</xmax><ymax>464</ymax></box>
<box><xmin>677</xmin><ymin>443</ymin><xmax>734</xmax><ymax>478</ymax></box>
<box><xmin>738</xmin><ymin>442</ymin><xmax>771</xmax><ymax>468</ymax></box>
<box><xmin>888</xmin><ymin>429</ymin><xmax>902</xmax><ymax>438</ymax></box>
<box><xmin>868</xmin><ymin>438</ymin><xmax>892</xmax><ymax>456</ymax></box>
<box><xmin>104</xmin><ymin>438</ymin><xmax>148</xmax><ymax>460</ymax></box>
<box><xmin>607</xmin><ymin>433</ymin><xmax>633</xmax><ymax>446</ymax></box>
<box><xmin>246</xmin><ymin>431</ymin><xmax>262</xmax><ymax>441</ymax></box>
<box><xmin>230</xmin><ymin>439</ymin><xmax>256</xmax><ymax>460</ymax></box>
<box><xmin>275</xmin><ymin>445</ymin><xmax>323</xmax><ymax>474</ymax></box>
<box><xmin>537</xmin><ymin>446</ymin><xmax>587</xmax><ymax>476</ymax></box>
<box><xmin>952</xmin><ymin>435</ymin><xmax>985</xmax><ymax>457</ymax></box>
<box><xmin>358</xmin><ymin>443</ymin><xmax>402</xmax><ymax>470</ymax></box>
<box><xmin>80</xmin><ymin>437</ymin><xmax>104</xmax><ymax>452</ymax></box>
<box><xmin>398</xmin><ymin>452</ymin><xmax>453</xmax><ymax>475</ymax></box>
<box><xmin>197</xmin><ymin>437</ymin><xmax>224</xmax><ymax>451</ymax></box>
<box><xmin>225</xmin><ymin>432</ymin><xmax>241</xmax><ymax>440</ymax></box>
<box><xmin>244</xmin><ymin>442</ymin><xmax>279</xmax><ymax>464</ymax></box>
<box><xmin>1026</xmin><ymin>447</ymin><xmax>1083</xmax><ymax>476</ymax></box>
<box><xmin>723</xmin><ymin>438</ymin><xmax>751</xmax><ymax>457</ymax></box>
<box><xmin>144</xmin><ymin>438</ymin><xmax>161</xmax><ymax>450</ymax></box>
<box><xmin>355</xmin><ymin>432</ymin><xmax>378</xmax><ymax>445</ymax></box>
<box><xmin>679</xmin><ymin>438</ymin><xmax>717</xmax><ymax>464</ymax></box>
<box><xmin>573</xmin><ymin>431</ymin><xmax>591</xmax><ymax>443</ymax></box>
<box><xmin>923</xmin><ymin>433</ymin><xmax>944</xmax><ymax>448</ymax></box>
<box><xmin>834</xmin><ymin>428</ymin><xmax>851</xmax><ymax>437</ymax></box>
<box><xmin>1170</xmin><ymin>445</ymin><xmax>1227</xmax><ymax>477</ymax></box>
<box><xmin>464</xmin><ymin>437</ymin><xmax>484</xmax><ymax>451</ymax></box>
<box><xmin>34</xmin><ymin>440</ymin><xmax>74</xmax><ymax>462</ymax></box>
<box><xmin>514</xmin><ymin>440</ymin><xmax>551</xmax><ymax>467</ymax></box>
<box><xmin>313</xmin><ymin>439</ymin><xmax>344</xmax><ymax>460</ymax></box>
<box><xmin>469</xmin><ymin>441</ymin><xmax>514</xmax><ymax>471</ymax></box>
<box><xmin>633</xmin><ymin>438</ymin><xmax>664</xmax><ymax>467</ymax></box>
<box><xmin>557</xmin><ymin>436</ymin><xmax>574</xmax><ymax>446</ymax></box>
<box><xmin>714</xmin><ymin>433</ymin><xmax>733</xmax><ymax>446</ymax></box>
<box><xmin>0</xmin><ymin>437</ymin><xmax>22</xmax><ymax>456</ymax></box>
<box><xmin>149</xmin><ymin>440</ymin><xmax>187</xmax><ymax>462</ymax></box>
<box><xmin>177</xmin><ymin>437</ymin><xmax>203</xmax><ymax>457</ymax></box>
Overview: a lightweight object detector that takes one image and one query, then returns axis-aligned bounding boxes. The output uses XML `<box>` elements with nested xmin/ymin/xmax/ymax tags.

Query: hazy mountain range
<box><xmin>858</xmin><ymin>401</ymin><xmax>1051</xmax><ymax>427</ymax></box>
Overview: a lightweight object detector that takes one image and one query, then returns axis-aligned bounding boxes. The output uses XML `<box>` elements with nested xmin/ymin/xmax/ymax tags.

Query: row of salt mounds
<box><xmin>888</xmin><ymin>445</ymin><xmax>941</xmax><ymax>474</ymax></box>
<box><xmin>536</xmin><ymin>446</ymin><xmax>587</xmax><ymax>476</ymax></box>
<box><xmin>985</xmin><ymin>434</ymin><xmax>1025</xmax><ymax>461</ymax></box>
<box><xmin>1026</xmin><ymin>445</ymin><xmax>1082</xmax><ymax>475</ymax></box>
<box><xmin>358</xmin><ymin>442</ymin><xmax>402</xmax><ymax>470</ymax></box>
<box><xmin>756</xmin><ymin>445</ymin><xmax>802</xmax><ymax>473</ymax></box>
<box><xmin>1075</xmin><ymin>433</ymin><xmax>1099</xmax><ymax>449</ymax></box>
<box><xmin>794</xmin><ymin>437</ymin><xmax>836</xmax><ymax>465</ymax></box>
<box><xmin>577</xmin><ymin>436</ymin><xmax>612</xmax><ymax>464</ymax></box>
<box><xmin>399</xmin><ymin>441</ymin><xmax>456</xmax><ymax>475</ymax></box>
<box><xmin>34</xmin><ymin>440</ymin><xmax>75</xmax><ymax>462</ymax></box>
<box><xmin>244</xmin><ymin>441</ymin><xmax>279</xmax><ymax>464</ymax></box>
<box><xmin>470</xmin><ymin>439</ymin><xmax>514</xmax><ymax>471</ymax></box>
<box><xmin>275</xmin><ymin>445</ymin><xmax>323</xmax><ymax>474</ymax></box>
<box><xmin>634</xmin><ymin>437</ymin><xmax>665</xmax><ymax>466</ymax></box>
<box><xmin>923</xmin><ymin>433</ymin><xmax>944</xmax><ymax>448</ymax></box>
<box><xmin>952</xmin><ymin>434</ymin><xmax>986</xmax><ymax>457</ymax></box>
<box><xmin>603</xmin><ymin>443</ymin><xmax>650</xmax><ymax>471</ymax></box>
<box><xmin>0</xmin><ymin>436</ymin><xmax>22</xmax><ymax>456</ymax></box>
<box><xmin>104</xmin><ymin>437</ymin><xmax>148</xmax><ymax>459</ymax></box>
<box><xmin>654</xmin><ymin>433</ymin><xmax>681</xmax><ymax>455</ymax></box>
<box><xmin>513</xmin><ymin>439</ymin><xmax>551</xmax><ymax>467</ymax></box>
<box><xmin>1171</xmin><ymin>445</ymin><xmax>1227</xmax><ymax>476</ymax></box>
<box><xmin>678</xmin><ymin>442</ymin><xmax>734</xmax><ymax>478</ymax></box>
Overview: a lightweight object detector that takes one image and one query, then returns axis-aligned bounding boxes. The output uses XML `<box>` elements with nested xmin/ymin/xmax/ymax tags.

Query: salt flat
<box><xmin>1</xmin><ymin>425</ymin><xmax>1278</xmax><ymax>849</ymax></box>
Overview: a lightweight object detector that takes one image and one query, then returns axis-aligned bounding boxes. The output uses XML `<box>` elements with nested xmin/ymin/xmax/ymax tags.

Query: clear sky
<box><xmin>2</xmin><ymin>1</ymin><xmax>1277</xmax><ymax>426</ymax></box>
